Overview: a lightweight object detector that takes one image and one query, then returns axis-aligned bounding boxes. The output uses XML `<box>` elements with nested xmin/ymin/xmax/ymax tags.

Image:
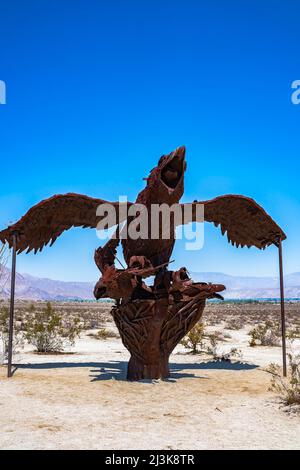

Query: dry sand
<box><xmin>0</xmin><ymin>327</ymin><xmax>300</xmax><ymax>450</ymax></box>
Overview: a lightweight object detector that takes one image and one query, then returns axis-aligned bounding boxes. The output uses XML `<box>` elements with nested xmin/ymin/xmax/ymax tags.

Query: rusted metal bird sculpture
<box><xmin>0</xmin><ymin>146</ymin><xmax>286</xmax><ymax>380</ymax></box>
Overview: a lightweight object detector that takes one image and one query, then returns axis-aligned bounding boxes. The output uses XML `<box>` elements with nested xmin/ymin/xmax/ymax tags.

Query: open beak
<box><xmin>173</xmin><ymin>146</ymin><xmax>186</xmax><ymax>160</ymax></box>
<box><xmin>209</xmin><ymin>283</ymin><xmax>225</xmax><ymax>300</ymax></box>
<box><xmin>160</xmin><ymin>146</ymin><xmax>186</xmax><ymax>190</ymax></box>
<box><xmin>94</xmin><ymin>278</ymin><xmax>107</xmax><ymax>299</ymax></box>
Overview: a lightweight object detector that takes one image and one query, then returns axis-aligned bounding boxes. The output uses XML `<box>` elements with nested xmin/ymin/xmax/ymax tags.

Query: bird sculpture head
<box><xmin>140</xmin><ymin>145</ymin><xmax>187</xmax><ymax>205</ymax></box>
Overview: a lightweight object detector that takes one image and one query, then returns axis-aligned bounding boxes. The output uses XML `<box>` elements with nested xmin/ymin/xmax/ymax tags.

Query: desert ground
<box><xmin>0</xmin><ymin>300</ymin><xmax>300</xmax><ymax>450</ymax></box>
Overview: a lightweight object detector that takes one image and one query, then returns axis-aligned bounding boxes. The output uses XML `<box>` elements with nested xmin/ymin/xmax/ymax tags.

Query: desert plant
<box><xmin>24</xmin><ymin>302</ymin><xmax>82</xmax><ymax>353</ymax></box>
<box><xmin>225</xmin><ymin>317</ymin><xmax>245</xmax><ymax>330</ymax></box>
<box><xmin>205</xmin><ymin>330</ymin><xmax>223</xmax><ymax>357</ymax></box>
<box><xmin>89</xmin><ymin>319</ymin><xmax>100</xmax><ymax>329</ymax></box>
<box><xmin>91</xmin><ymin>328</ymin><xmax>119</xmax><ymax>340</ymax></box>
<box><xmin>181</xmin><ymin>322</ymin><xmax>205</xmax><ymax>354</ymax></box>
<box><xmin>0</xmin><ymin>305</ymin><xmax>24</xmax><ymax>363</ymax></box>
<box><xmin>287</xmin><ymin>326</ymin><xmax>300</xmax><ymax>340</ymax></box>
<box><xmin>249</xmin><ymin>320</ymin><xmax>281</xmax><ymax>347</ymax></box>
<box><xmin>215</xmin><ymin>347</ymin><xmax>243</xmax><ymax>362</ymax></box>
<box><xmin>266</xmin><ymin>351</ymin><xmax>300</xmax><ymax>408</ymax></box>
<box><xmin>181</xmin><ymin>323</ymin><xmax>226</xmax><ymax>356</ymax></box>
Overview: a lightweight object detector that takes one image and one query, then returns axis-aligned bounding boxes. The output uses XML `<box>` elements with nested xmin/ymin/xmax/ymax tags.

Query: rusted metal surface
<box><xmin>278</xmin><ymin>239</ymin><xmax>287</xmax><ymax>377</ymax></box>
<box><xmin>0</xmin><ymin>194</ymin><xmax>131</xmax><ymax>254</ymax></box>
<box><xmin>7</xmin><ymin>232</ymin><xmax>17</xmax><ymax>378</ymax></box>
<box><xmin>112</xmin><ymin>280</ymin><xmax>222</xmax><ymax>380</ymax></box>
<box><xmin>0</xmin><ymin>146</ymin><xmax>287</xmax><ymax>380</ymax></box>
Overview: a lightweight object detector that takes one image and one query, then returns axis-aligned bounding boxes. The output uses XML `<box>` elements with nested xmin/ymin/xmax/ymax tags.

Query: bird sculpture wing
<box><xmin>0</xmin><ymin>193</ymin><xmax>132</xmax><ymax>253</ymax></box>
<box><xmin>180</xmin><ymin>195</ymin><xmax>286</xmax><ymax>249</ymax></box>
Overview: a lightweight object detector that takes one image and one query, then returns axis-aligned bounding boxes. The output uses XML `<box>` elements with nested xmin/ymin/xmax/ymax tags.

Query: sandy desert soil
<box><xmin>0</xmin><ymin>301</ymin><xmax>300</xmax><ymax>450</ymax></box>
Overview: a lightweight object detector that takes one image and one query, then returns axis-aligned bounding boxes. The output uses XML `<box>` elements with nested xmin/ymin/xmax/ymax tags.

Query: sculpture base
<box><xmin>112</xmin><ymin>296</ymin><xmax>206</xmax><ymax>381</ymax></box>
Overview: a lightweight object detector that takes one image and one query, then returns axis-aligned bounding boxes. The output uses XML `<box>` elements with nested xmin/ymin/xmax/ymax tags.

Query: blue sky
<box><xmin>0</xmin><ymin>0</ymin><xmax>299</xmax><ymax>281</ymax></box>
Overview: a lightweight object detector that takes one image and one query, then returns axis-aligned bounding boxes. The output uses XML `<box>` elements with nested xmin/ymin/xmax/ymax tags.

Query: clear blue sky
<box><xmin>0</xmin><ymin>0</ymin><xmax>299</xmax><ymax>281</ymax></box>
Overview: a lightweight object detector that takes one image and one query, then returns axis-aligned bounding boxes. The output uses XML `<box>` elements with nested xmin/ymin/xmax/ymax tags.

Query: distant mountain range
<box><xmin>1</xmin><ymin>264</ymin><xmax>300</xmax><ymax>300</ymax></box>
<box><xmin>0</xmin><ymin>265</ymin><xmax>94</xmax><ymax>301</ymax></box>
<box><xmin>190</xmin><ymin>272</ymin><xmax>300</xmax><ymax>300</ymax></box>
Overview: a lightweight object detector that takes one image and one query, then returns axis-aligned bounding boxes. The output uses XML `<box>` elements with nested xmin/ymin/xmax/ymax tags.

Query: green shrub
<box><xmin>181</xmin><ymin>322</ymin><xmax>237</xmax><ymax>359</ymax></box>
<box><xmin>225</xmin><ymin>317</ymin><xmax>245</xmax><ymax>330</ymax></box>
<box><xmin>206</xmin><ymin>331</ymin><xmax>223</xmax><ymax>357</ymax></box>
<box><xmin>0</xmin><ymin>305</ymin><xmax>24</xmax><ymax>363</ymax></box>
<box><xmin>92</xmin><ymin>328</ymin><xmax>119</xmax><ymax>340</ymax></box>
<box><xmin>287</xmin><ymin>326</ymin><xmax>300</xmax><ymax>340</ymax></box>
<box><xmin>249</xmin><ymin>320</ymin><xmax>281</xmax><ymax>347</ymax></box>
<box><xmin>266</xmin><ymin>352</ymin><xmax>300</xmax><ymax>407</ymax></box>
<box><xmin>24</xmin><ymin>302</ymin><xmax>82</xmax><ymax>353</ymax></box>
<box><xmin>181</xmin><ymin>322</ymin><xmax>205</xmax><ymax>354</ymax></box>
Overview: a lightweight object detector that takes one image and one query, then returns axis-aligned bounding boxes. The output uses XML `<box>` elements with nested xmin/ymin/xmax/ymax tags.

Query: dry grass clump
<box><xmin>89</xmin><ymin>328</ymin><xmax>119</xmax><ymax>340</ymax></box>
<box><xmin>266</xmin><ymin>350</ymin><xmax>300</xmax><ymax>412</ymax></box>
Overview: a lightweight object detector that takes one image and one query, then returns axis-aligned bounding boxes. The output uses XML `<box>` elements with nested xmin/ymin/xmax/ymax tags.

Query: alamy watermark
<box><xmin>291</xmin><ymin>80</ymin><xmax>300</xmax><ymax>105</ymax></box>
<box><xmin>0</xmin><ymin>80</ymin><xmax>6</xmax><ymax>104</ymax></box>
<box><xmin>95</xmin><ymin>198</ymin><xmax>205</xmax><ymax>251</ymax></box>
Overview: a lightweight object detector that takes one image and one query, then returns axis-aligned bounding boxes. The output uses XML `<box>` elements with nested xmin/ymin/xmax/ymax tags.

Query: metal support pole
<box><xmin>278</xmin><ymin>239</ymin><xmax>287</xmax><ymax>377</ymax></box>
<box><xmin>7</xmin><ymin>233</ymin><xmax>17</xmax><ymax>378</ymax></box>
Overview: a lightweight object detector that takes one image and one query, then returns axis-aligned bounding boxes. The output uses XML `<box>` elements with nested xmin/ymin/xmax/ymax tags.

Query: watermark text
<box><xmin>0</xmin><ymin>80</ymin><xmax>6</xmax><ymax>104</ymax></box>
<box><xmin>95</xmin><ymin>199</ymin><xmax>205</xmax><ymax>251</ymax></box>
<box><xmin>291</xmin><ymin>80</ymin><xmax>300</xmax><ymax>105</ymax></box>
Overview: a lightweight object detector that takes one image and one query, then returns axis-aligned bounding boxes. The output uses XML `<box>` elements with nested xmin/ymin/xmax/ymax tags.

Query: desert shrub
<box><xmin>204</xmin><ymin>317</ymin><xmax>219</xmax><ymax>326</ymax></box>
<box><xmin>214</xmin><ymin>347</ymin><xmax>243</xmax><ymax>362</ymax></box>
<box><xmin>181</xmin><ymin>322</ymin><xmax>205</xmax><ymax>354</ymax></box>
<box><xmin>0</xmin><ymin>305</ymin><xmax>24</xmax><ymax>363</ymax></box>
<box><xmin>249</xmin><ymin>320</ymin><xmax>281</xmax><ymax>347</ymax></box>
<box><xmin>24</xmin><ymin>302</ymin><xmax>82</xmax><ymax>353</ymax></box>
<box><xmin>89</xmin><ymin>319</ymin><xmax>100</xmax><ymax>329</ymax></box>
<box><xmin>92</xmin><ymin>328</ymin><xmax>119</xmax><ymax>340</ymax></box>
<box><xmin>225</xmin><ymin>317</ymin><xmax>245</xmax><ymax>330</ymax></box>
<box><xmin>181</xmin><ymin>324</ymin><xmax>224</xmax><ymax>356</ymax></box>
<box><xmin>266</xmin><ymin>352</ymin><xmax>300</xmax><ymax>408</ymax></box>
<box><xmin>287</xmin><ymin>326</ymin><xmax>300</xmax><ymax>340</ymax></box>
<box><xmin>181</xmin><ymin>322</ymin><xmax>240</xmax><ymax>361</ymax></box>
<box><xmin>206</xmin><ymin>331</ymin><xmax>223</xmax><ymax>357</ymax></box>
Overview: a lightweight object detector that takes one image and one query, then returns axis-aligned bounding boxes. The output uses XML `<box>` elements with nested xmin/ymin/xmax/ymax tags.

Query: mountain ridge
<box><xmin>1</xmin><ymin>265</ymin><xmax>300</xmax><ymax>300</ymax></box>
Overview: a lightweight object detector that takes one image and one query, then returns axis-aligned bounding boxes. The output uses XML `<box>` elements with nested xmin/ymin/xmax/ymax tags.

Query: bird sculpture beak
<box><xmin>173</xmin><ymin>145</ymin><xmax>186</xmax><ymax>160</ymax></box>
<box><xmin>160</xmin><ymin>146</ymin><xmax>186</xmax><ymax>190</ymax></box>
